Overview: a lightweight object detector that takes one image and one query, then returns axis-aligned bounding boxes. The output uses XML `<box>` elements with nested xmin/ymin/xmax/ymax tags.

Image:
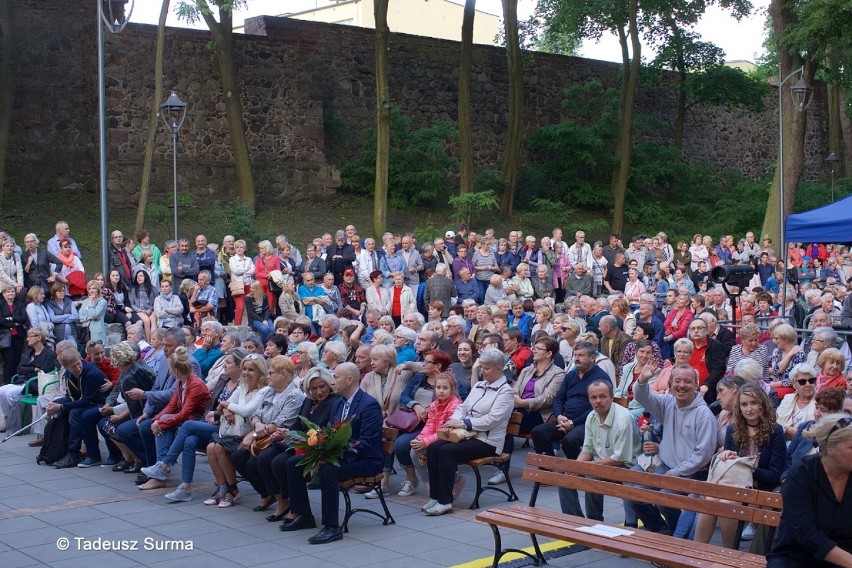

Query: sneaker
<box><xmin>425</xmin><ymin>502</ymin><xmax>453</xmax><ymax>516</ymax></box>
<box><xmin>165</xmin><ymin>486</ymin><xmax>193</xmax><ymax>502</ymax></box>
<box><xmin>77</xmin><ymin>457</ymin><xmax>102</xmax><ymax>468</ymax></box>
<box><xmin>101</xmin><ymin>457</ymin><xmax>119</xmax><ymax>467</ymax></box>
<box><xmin>741</xmin><ymin>523</ymin><xmax>755</xmax><ymax>541</ymax></box>
<box><xmin>53</xmin><ymin>454</ymin><xmax>81</xmax><ymax>469</ymax></box>
<box><xmin>421</xmin><ymin>499</ymin><xmax>438</xmax><ymax>512</ymax></box>
<box><xmin>141</xmin><ymin>461</ymin><xmax>171</xmax><ymax>481</ymax></box>
<box><xmin>488</xmin><ymin>471</ymin><xmax>507</xmax><ymax>485</ymax></box>
<box><xmin>452</xmin><ymin>474</ymin><xmax>467</xmax><ymax>500</ymax></box>
<box><xmin>398</xmin><ymin>481</ymin><xmax>417</xmax><ymax>497</ymax></box>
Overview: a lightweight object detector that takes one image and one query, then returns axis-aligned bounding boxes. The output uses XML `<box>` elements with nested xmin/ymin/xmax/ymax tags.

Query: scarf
<box><xmin>59</xmin><ymin>251</ymin><xmax>77</xmax><ymax>269</ymax></box>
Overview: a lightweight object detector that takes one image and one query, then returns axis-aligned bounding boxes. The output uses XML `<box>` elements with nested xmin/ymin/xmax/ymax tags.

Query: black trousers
<box><xmin>426</xmin><ymin>438</ymin><xmax>495</xmax><ymax>505</ymax></box>
<box><xmin>231</xmin><ymin>448</ymin><xmax>267</xmax><ymax>498</ymax></box>
<box><xmin>530</xmin><ymin>420</ymin><xmax>585</xmax><ymax>459</ymax></box>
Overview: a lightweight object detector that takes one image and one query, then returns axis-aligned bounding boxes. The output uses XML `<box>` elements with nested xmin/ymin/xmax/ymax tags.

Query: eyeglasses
<box><xmin>424</xmin><ymin>360</ymin><xmax>436</xmax><ymax>364</ymax></box>
<box><xmin>86</xmin><ymin>340</ymin><xmax>104</xmax><ymax>348</ymax></box>
<box><xmin>826</xmin><ymin>416</ymin><xmax>852</xmax><ymax>444</ymax></box>
<box><xmin>796</xmin><ymin>377</ymin><xmax>817</xmax><ymax>385</ymax></box>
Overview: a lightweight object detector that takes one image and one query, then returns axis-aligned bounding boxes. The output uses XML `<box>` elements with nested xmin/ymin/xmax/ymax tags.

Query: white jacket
<box><xmin>453</xmin><ymin>376</ymin><xmax>515</xmax><ymax>453</ymax></box>
<box><xmin>383</xmin><ymin>285</ymin><xmax>416</xmax><ymax>315</ymax></box>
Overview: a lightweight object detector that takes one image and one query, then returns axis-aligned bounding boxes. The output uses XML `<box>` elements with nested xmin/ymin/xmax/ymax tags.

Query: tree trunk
<box><xmin>0</xmin><ymin>0</ymin><xmax>15</xmax><ymax>206</ymax></box>
<box><xmin>840</xmin><ymin>86</ymin><xmax>852</xmax><ymax>180</ymax></box>
<box><xmin>499</xmin><ymin>0</ymin><xmax>523</xmax><ymax>218</ymax></box>
<box><xmin>373</xmin><ymin>0</ymin><xmax>390</xmax><ymax>238</ymax></box>
<box><xmin>458</xmin><ymin>0</ymin><xmax>475</xmax><ymax>195</ymax></box>
<box><xmin>202</xmin><ymin>7</ymin><xmax>255</xmax><ymax>211</ymax></box>
<box><xmin>826</xmin><ymin>69</ymin><xmax>846</xmax><ymax>179</ymax></box>
<box><xmin>673</xmin><ymin>71</ymin><xmax>687</xmax><ymax>154</ymax></box>
<box><xmin>760</xmin><ymin>0</ymin><xmax>814</xmax><ymax>249</ymax></box>
<box><xmin>610</xmin><ymin>0</ymin><xmax>640</xmax><ymax>237</ymax></box>
<box><xmin>134</xmin><ymin>0</ymin><xmax>170</xmax><ymax>234</ymax></box>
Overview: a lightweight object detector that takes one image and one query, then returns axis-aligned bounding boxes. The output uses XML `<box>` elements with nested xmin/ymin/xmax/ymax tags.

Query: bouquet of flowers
<box><xmin>288</xmin><ymin>416</ymin><xmax>353</xmax><ymax>479</ymax></box>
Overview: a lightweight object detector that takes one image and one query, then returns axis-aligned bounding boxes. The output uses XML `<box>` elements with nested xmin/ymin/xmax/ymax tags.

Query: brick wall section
<box><xmin>5</xmin><ymin>8</ymin><xmax>829</xmax><ymax>207</ymax></box>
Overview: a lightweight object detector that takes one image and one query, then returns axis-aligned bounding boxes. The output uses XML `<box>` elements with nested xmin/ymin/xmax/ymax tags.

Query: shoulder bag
<box><xmin>707</xmin><ymin>452</ymin><xmax>757</xmax><ymax>488</ymax></box>
<box><xmin>229</xmin><ymin>277</ymin><xmax>245</xmax><ymax>296</ymax></box>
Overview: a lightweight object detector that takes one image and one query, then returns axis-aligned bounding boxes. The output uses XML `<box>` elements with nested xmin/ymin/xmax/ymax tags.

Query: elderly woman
<box><xmin>768</xmin><ymin>323</ymin><xmax>807</xmax><ymax>399</ymax></box>
<box><xmin>78</xmin><ymin>280</ymin><xmax>107</xmax><ymax>345</ymax></box>
<box><xmin>228</xmin><ymin>356</ymin><xmax>306</xmax><ymax>512</ymax></box>
<box><xmin>558</xmin><ymin>320</ymin><xmax>581</xmax><ymax>363</ymax></box>
<box><xmin>784</xmin><ymin>387</ymin><xmax>847</xmax><ymax>482</ymax></box>
<box><xmin>530</xmin><ymin>305</ymin><xmax>555</xmax><ymax>337</ymax></box>
<box><xmin>470</xmin><ymin>305</ymin><xmax>496</xmax><ymax>340</ymax></box>
<box><xmin>228</xmin><ymin>239</ymin><xmax>254</xmax><ymax>325</ymax></box>
<box><xmin>254</xmin><ymin>240</ymin><xmax>279</xmax><ymax>312</ymax></box>
<box><xmin>532</xmin><ymin>264</ymin><xmax>554</xmax><ymax>300</ymax></box>
<box><xmin>777</xmin><ymin>362</ymin><xmax>818</xmax><ymax>440</ymax></box>
<box><xmin>0</xmin><ymin>327</ymin><xmax>56</xmax><ymax>435</ymax></box>
<box><xmin>652</xmin><ymin>338</ymin><xmax>695</xmax><ymax>393</ymax></box>
<box><xmin>46</xmin><ymin>282</ymin><xmax>78</xmax><ymax>347</ymax></box>
<box><xmin>139</xmin><ymin>348</ymin><xmax>247</xmax><ymax>496</ymax></box>
<box><xmin>24</xmin><ymin>286</ymin><xmax>53</xmax><ymax>345</ymax></box>
<box><xmin>394</xmin><ymin>350</ymin><xmax>453</xmax><ymax>497</ymax></box>
<box><xmin>205</xmin><ymin>353</ymin><xmax>269</xmax><ymax>507</ymax></box>
<box><xmin>393</xmin><ymin>326</ymin><xmax>418</xmax><ymax>364</ymax></box>
<box><xmin>320</xmin><ymin>340</ymin><xmax>347</xmax><ymax>371</ymax></box>
<box><xmin>816</xmin><ymin>348</ymin><xmax>847</xmax><ymax>391</ymax></box>
<box><xmin>611</xmin><ymin>297</ymin><xmax>636</xmax><ymax>336</ymax></box>
<box><xmin>423</xmin><ymin>347</ymin><xmax>514</xmax><ymax>515</ymax></box>
<box><xmin>245</xmin><ymin>280</ymin><xmax>275</xmax><ymax>343</ymax></box>
<box><xmin>663</xmin><ymin>292</ymin><xmax>693</xmax><ymax>359</ymax></box>
<box><xmin>726</xmin><ymin>323</ymin><xmax>768</xmax><ymax>375</ymax></box>
<box><xmin>511</xmin><ymin>263</ymin><xmax>534</xmax><ymax>302</ymax></box>
<box><xmin>491</xmin><ymin>336</ymin><xmax>565</xmax><ymax>485</ymax></box>
<box><xmin>767</xmin><ymin>412</ymin><xmax>852</xmax><ymax>567</ymax></box>
<box><xmin>0</xmin><ymin>238</ymin><xmax>24</xmax><ymax>294</ymax></box>
<box><xmin>383</xmin><ymin>272</ymin><xmax>415</xmax><ymax>327</ymax></box>
<box><xmin>266</xmin><ymin>367</ymin><xmax>340</xmax><ymax>527</ymax></box>
<box><xmin>294</xmin><ymin>341</ymin><xmax>319</xmax><ymax>387</ymax></box>
<box><xmin>0</xmin><ymin>284</ymin><xmax>27</xmax><ymax>382</ymax></box>
<box><xmin>616</xmin><ymin>340</ymin><xmax>658</xmax><ymax>419</ymax></box>
<box><xmin>277</xmin><ymin>276</ymin><xmax>302</xmax><ymax>325</ymax></box>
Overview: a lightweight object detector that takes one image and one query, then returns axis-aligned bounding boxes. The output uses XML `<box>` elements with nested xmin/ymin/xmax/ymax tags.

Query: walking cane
<box><xmin>0</xmin><ymin>413</ymin><xmax>48</xmax><ymax>444</ymax></box>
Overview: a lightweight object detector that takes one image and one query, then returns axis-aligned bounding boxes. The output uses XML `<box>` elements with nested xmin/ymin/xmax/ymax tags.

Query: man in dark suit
<box><xmin>282</xmin><ymin>362</ymin><xmax>384</xmax><ymax>544</ymax></box>
<box><xmin>325</xmin><ymin>230</ymin><xmax>356</xmax><ymax>285</ymax></box>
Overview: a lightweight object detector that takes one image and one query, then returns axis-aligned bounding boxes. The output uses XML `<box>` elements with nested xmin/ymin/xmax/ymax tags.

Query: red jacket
<box><xmin>664</xmin><ymin>308</ymin><xmax>694</xmax><ymax>341</ymax></box>
<box><xmin>416</xmin><ymin>396</ymin><xmax>462</xmax><ymax>447</ymax></box>
<box><xmin>154</xmin><ymin>374</ymin><xmax>211</xmax><ymax>430</ymax></box>
<box><xmin>86</xmin><ymin>357</ymin><xmax>121</xmax><ymax>385</ymax></box>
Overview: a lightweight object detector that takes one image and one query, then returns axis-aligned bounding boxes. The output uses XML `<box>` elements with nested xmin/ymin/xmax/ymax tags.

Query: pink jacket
<box><xmin>416</xmin><ymin>396</ymin><xmax>462</xmax><ymax>447</ymax></box>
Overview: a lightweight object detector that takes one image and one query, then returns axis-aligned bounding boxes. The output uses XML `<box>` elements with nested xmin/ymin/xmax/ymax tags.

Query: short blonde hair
<box><xmin>817</xmin><ymin>348</ymin><xmax>846</xmax><ymax>373</ymax></box>
<box><xmin>771</xmin><ymin>323</ymin><xmax>797</xmax><ymax>344</ymax></box>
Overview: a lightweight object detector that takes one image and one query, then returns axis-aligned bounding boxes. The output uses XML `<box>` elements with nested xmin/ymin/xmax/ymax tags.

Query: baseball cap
<box><xmin>445</xmin><ymin>231</ymin><xmax>455</xmax><ymax>239</ymax></box>
<box><xmin>344</xmin><ymin>268</ymin><xmax>355</xmax><ymax>276</ymax></box>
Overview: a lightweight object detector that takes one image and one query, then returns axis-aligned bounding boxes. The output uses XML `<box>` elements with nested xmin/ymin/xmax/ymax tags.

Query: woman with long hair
<box><xmin>694</xmin><ymin>384</ymin><xmax>784</xmax><ymax>548</ymax></box>
<box><xmin>129</xmin><ymin>270</ymin><xmax>157</xmax><ymax>341</ymax></box>
<box><xmin>102</xmin><ymin>269</ymin><xmax>132</xmax><ymax>326</ymax></box>
<box><xmin>245</xmin><ymin>280</ymin><xmax>275</xmax><ymax>343</ymax></box>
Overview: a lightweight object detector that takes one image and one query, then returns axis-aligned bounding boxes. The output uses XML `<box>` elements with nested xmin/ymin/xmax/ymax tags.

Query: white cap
<box><xmin>445</xmin><ymin>231</ymin><xmax>455</xmax><ymax>239</ymax></box>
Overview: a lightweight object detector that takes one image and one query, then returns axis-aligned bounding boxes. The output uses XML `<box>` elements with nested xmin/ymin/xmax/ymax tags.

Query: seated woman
<box><xmin>245</xmin><ymin>280</ymin><xmax>275</xmax><ymax>343</ymax></box>
<box><xmin>694</xmin><ymin>385</ymin><xmax>785</xmax><ymax>548</ymax></box>
<box><xmin>777</xmin><ymin>363</ymin><xmax>818</xmax><ymax>441</ymax></box>
<box><xmin>264</xmin><ymin>334</ymin><xmax>288</xmax><ymax>360</ymax></box>
<box><xmin>129</xmin><ymin>270</ymin><xmax>158</xmax><ymax>342</ymax></box>
<box><xmin>767</xmin><ymin>323</ymin><xmax>807</xmax><ymax>399</ymax></box>
<box><xmin>225</xmin><ymin>356</ymin><xmax>306</xmax><ymax>514</ymax></box>
<box><xmin>767</xmin><ymin>412</ymin><xmax>852</xmax><ymax>567</ymax></box>
<box><xmin>423</xmin><ymin>347</ymin><xmax>514</xmax><ymax>516</ymax></box>
<box><xmin>393</xmin><ymin>326</ymin><xmax>417</xmax><ymax>365</ymax></box>
<box><xmin>616</xmin><ymin>340</ymin><xmax>659</xmax><ymax>419</ymax></box>
<box><xmin>139</xmin><ymin>348</ymin><xmax>247</xmax><ymax>498</ymax></box>
<box><xmin>205</xmin><ymin>353</ymin><xmax>269</xmax><ymax>507</ymax></box>
<box><xmin>138</xmin><ymin>346</ymin><xmax>211</xmax><ymax>489</ymax></box>
<box><xmin>47</xmin><ymin>283</ymin><xmax>78</xmax><ymax>347</ymax></box>
<box><xmin>530</xmin><ymin>305</ymin><xmax>555</xmax><ymax>337</ymax></box>
<box><xmin>725</xmin><ymin>323</ymin><xmax>768</xmax><ymax>376</ymax></box>
<box><xmin>652</xmin><ymin>338</ymin><xmax>694</xmax><ymax>394</ymax></box>
<box><xmin>448</xmin><ymin>339</ymin><xmax>477</xmax><ymax>399</ymax></box>
<box><xmin>268</xmin><ymin>367</ymin><xmax>340</xmax><ymax>528</ymax></box>
<box><xmin>394</xmin><ymin>350</ymin><xmax>452</xmax><ymax>497</ymax></box>
<box><xmin>0</xmin><ymin>327</ymin><xmax>55</xmax><ymax>435</ymax></box>
<box><xmin>320</xmin><ymin>340</ymin><xmax>347</xmax><ymax>372</ymax></box>
<box><xmin>490</xmin><ymin>336</ymin><xmax>565</xmax><ymax>486</ymax></box>
<box><xmin>78</xmin><ymin>280</ymin><xmax>107</xmax><ymax>345</ymax></box>
<box><xmin>784</xmin><ymin>387</ymin><xmax>846</xmax><ymax>482</ymax></box>
<box><xmin>816</xmin><ymin>348</ymin><xmax>847</xmax><ymax>391</ymax></box>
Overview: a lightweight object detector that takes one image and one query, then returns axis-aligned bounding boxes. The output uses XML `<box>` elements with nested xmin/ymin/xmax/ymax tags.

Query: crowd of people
<box><xmin>0</xmin><ymin>220</ymin><xmax>851</xmax><ymax>561</ymax></box>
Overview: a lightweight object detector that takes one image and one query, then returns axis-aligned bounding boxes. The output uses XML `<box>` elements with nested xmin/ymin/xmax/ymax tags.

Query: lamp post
<box><xmin>160</xmin><ymin>91</ymin><xmax>187</xmax><ymax>240</ymax></box>
<box><xmin>98</xmin><ymin>0</ymin><xmax>134</xmax><ymax>276</ymax></box>
<box><xmin>778</xmin><ymin>66</ymin><xmax>813</xmax><ymax>318</ymax></box>
<box><xmin>826</xmin><ymin>152</ymin><xmax>839</xmax><ymax>202</ymax></box>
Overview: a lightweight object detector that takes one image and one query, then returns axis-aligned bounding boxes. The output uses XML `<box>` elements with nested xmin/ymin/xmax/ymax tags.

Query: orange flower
<box><xmin>308</xmin><ymin>434</ymin><xmax>319</xmax><ymax>446</ymax></box>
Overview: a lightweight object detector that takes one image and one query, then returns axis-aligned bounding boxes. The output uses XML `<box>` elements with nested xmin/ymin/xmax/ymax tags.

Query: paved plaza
<box><xmin>0</xmin><ymin>434</ymin><xmax>651</xmax><ymax>568</ymax></box>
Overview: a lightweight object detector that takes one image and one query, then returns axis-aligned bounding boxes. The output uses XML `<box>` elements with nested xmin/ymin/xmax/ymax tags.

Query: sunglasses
<box><xmin>796</xmin><ymin>377</ymin><xmax>817</xmax><ymax>386</ymax></box>
<box><xmin>826</xmin><ymin>416</ymin><xmax>852</xmax><ymax>444</ymax></box>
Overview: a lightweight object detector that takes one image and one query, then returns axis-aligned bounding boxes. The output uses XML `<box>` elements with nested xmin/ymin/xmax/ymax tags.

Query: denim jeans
<box><xmin>159</xmin><ymin>419</ymin><xmax>217</xmax><ymax>484</ymax></box>
<box><xmin>251</xmin><ymin>319</ymin><xmax>275</xmax><ymax>343</ymax></box>
<box><xmin>393</xmin><ymin>428</ymin><xmax>423</xmax><ymax>468</ymax></box>
<box><xmin>625</xmin><ymin>463</ymin><xmax>695</xmax><ymax>534</ymax></box>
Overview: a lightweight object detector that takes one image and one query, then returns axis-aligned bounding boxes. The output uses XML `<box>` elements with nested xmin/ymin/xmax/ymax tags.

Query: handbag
<box><xmin>76</xmin><ymin>323</ymin><xmax>91</xmax><ymax>346</ymax></box>
<box><xmin>0</xmin><ymin>329</ymin><xmax>10</xmax><ymax>349</ymax></box>
<box><xmin>36</xmin><ymin>369</ymin><xmax>60</xmax><ymax>397</ymax></box>
<box><xmin>250</xmin><ymin>435</ymin><xmax>275</xmax><ymax>457</ymax></box>
<box><xmin>229</xmin><ymin>277</ymin><xmax>245</xmax><ymax>296</ymax></box>
<box><xmin>437</xmin><ymin>428</ymin><xmax>476</xmax><ymax>443</ymax></box>
<box><xmin>386</xmin><ymin>408</ymin><xmax>422</xmax><ymax>433</ymax></box>
<box><xmin>707</xmin><ymin>452</ymin><xmax>757</xmax><ymax>488</ymax></box>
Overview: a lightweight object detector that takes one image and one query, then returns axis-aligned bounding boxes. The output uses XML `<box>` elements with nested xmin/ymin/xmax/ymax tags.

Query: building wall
<box><xmin>5</xmin><ymin>8</ymin><xmax>829</xmax><ymax>210</ymax></box>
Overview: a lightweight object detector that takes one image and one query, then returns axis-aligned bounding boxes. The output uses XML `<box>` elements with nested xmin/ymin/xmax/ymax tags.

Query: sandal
<box><xmin>217</xmin><ymin>484</ymin><xmax>240</xmax><ymax>508</ymax></box>
<box><xmin>204</xmin><ymin>485</ymin><xmax>226</xmax><ymax>506</ymax></box>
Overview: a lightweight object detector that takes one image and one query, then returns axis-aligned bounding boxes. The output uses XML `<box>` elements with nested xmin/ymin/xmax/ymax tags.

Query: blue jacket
<box><xmin>333</xmin><ymin>389</ymin><xmax>384</xmax><ymax>468</ymax></box>
<box><xmin>723</xmin><ymin>423</ymin><xmax>785</xmax><ymax>490</ymax></box>
<box><xmin>455</xmin><ymin>279</ymin><xmax>479</xmax><ymax>303</ymax></box>
<box><xmin>58</xmin><ymin>361</ymin><xmax>107</xmax><ymax>411</ymax></box>
<box><xmin>508</xmin><ymin>312</ymin><xmax>533</xmax><ymax>344</ymax></box>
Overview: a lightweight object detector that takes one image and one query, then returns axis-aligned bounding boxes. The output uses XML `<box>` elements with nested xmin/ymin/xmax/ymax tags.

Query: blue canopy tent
<box><xmin>785</xmin><ymin>195</ymin><xmax>852</xmax><ymax>243</ymax></box>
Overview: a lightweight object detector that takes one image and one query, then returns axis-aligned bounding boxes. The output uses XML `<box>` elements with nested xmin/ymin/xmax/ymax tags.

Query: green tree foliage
<box><xmin>449</xmin><ymin>190</ymin><xmax>499</xmax><ymax>226</ymax></box>
<box><xmin>339</xmin><ymin>109</ymin><xmax>458</xmax><ymax>208</ymax></box>
<box><xmin>682</xmin><ymin>65</ymin><xmax>769</xmax><ymax>112</ymax></box>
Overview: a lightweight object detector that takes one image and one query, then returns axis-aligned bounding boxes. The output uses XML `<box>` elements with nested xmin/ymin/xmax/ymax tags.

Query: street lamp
<box><xmin>778</xmin><ymin>65</ymin><xmax>813</xmax><ymax>318</ymax></box>
<box><xmin>160</xmin><ymin>91</ymin><xmax>188</xmax><ymax>240</ymax></box>
<box><xmin>98</xmin><ymin>0</ymin><xmax>134</xmax><ymax>276</ymax></box>
<box><xmin>826</xmin><ymin>152</ymin><xmax>839</xmax><ymax>202</ymax></box>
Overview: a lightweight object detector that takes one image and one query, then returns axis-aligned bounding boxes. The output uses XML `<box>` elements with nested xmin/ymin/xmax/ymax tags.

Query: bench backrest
<box><xmin>523</xmin><ymin>453</ymin><xmax>782</xmax><ymax>528</ymax></box>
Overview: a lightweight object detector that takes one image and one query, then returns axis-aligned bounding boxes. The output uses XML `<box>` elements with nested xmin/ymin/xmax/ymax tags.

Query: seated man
<box><xmin>530</xmin><ymin>342</ymin><xmax>609</xmax><ymax>466</ymax></box>
<box><xmin>46</xmin><ymin>349</ymin><xmax>110</xmax><ymax>468</ymax></box>
<box><xmin>281</xmin><ymin>362</ymin><xmax>383</xmax><ymax>544</ymax></box>
<box><xmin>189</xmin><ymin>270</ymin><xmax>217</xmax><ymax>328</ymax></box>
<box><xmin>626</xmin><ymin>363</ymin><xmax>717</xmax><ymax>535</ymax></box>
<box><xmin>560</xmin><ymin>378</ymin><xmax>641</xmax><ymax>521</ymax></box>
<box><xmin>455</xmin><ymin>268</ymin><xmax>479</xmax><ymax>304</ymax></box>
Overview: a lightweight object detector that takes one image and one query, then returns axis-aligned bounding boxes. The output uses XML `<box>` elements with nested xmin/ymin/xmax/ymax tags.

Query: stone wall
<box><xmin>5</xmin><ymin>5</ymin><xmax>829</xmax><ymax>208</ymax></box>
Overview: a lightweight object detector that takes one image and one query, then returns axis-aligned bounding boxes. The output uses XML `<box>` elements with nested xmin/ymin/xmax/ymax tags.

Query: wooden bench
<box><xmin>475</xmin><ymin>453</ymin><xmax>783</xmax><ymax>568</ymax></box>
